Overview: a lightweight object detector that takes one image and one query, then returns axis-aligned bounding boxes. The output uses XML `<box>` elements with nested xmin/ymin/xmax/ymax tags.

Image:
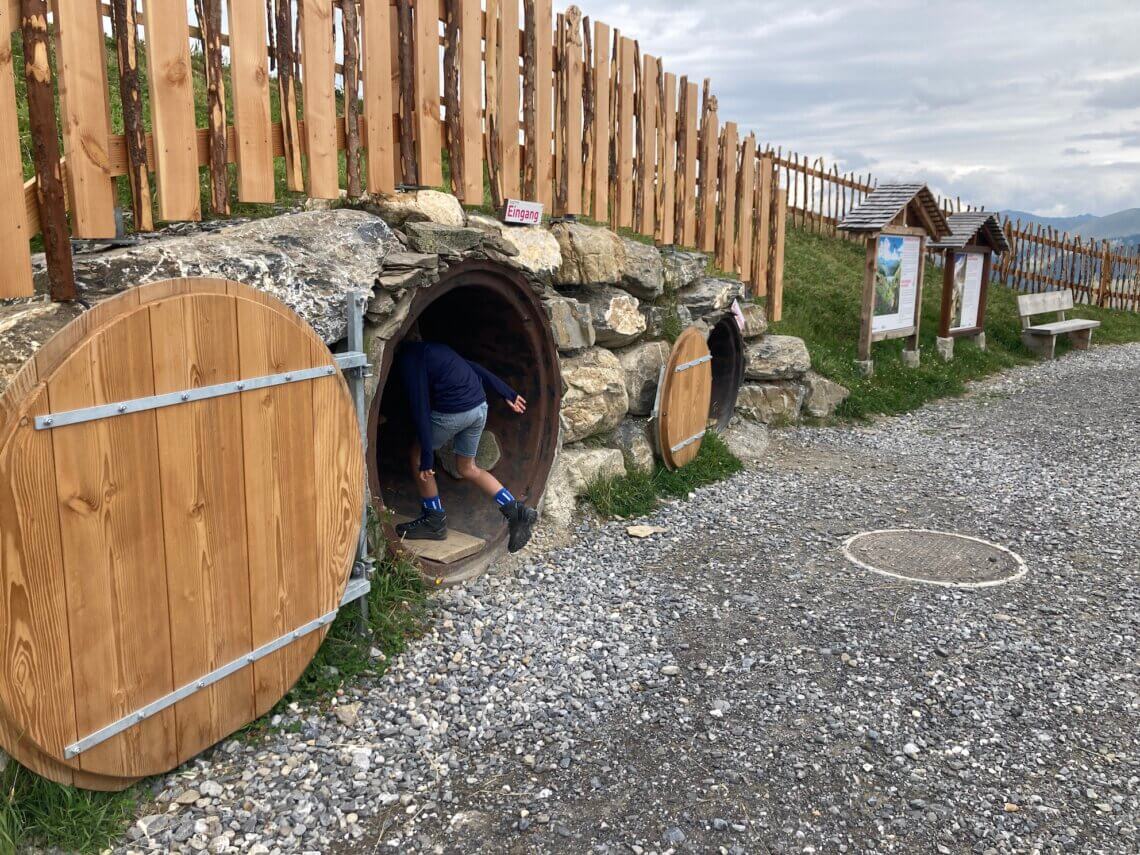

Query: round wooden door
<box><xmin>655</xmin><ymin>327</ymin><xmax>714</xmax><ymax>469</ymax></box>
<box><xmin>0</xmin><ymin>278</ymin><xmax>364</xmax><ymax>789</ymax></box>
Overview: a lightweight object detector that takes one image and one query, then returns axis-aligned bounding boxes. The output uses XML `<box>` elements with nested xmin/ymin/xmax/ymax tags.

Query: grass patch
<box><xmin>771</xmin><ymin>226</ymin><xmax>1140</xmax><ymax>420</ymax></box>
<box><xmin>0</xmin><ymin>545</ymin><xmax>428</xmax><ymax>853</ymax></box>
<box><xmin>585</xmin><ymin>432</ymin><xmax>743</xmax><ymax>518</ymax></box>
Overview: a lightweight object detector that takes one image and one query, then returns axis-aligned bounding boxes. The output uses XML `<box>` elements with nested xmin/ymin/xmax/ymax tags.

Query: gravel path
<box><xmin>121</xmin><ymin>344</ymin><xmax>1140</xmax><ymax>855</ymax></box>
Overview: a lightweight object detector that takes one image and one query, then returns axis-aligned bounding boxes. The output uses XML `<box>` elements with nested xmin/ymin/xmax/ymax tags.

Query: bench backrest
<box><xmin>1018</xmin><ymin>289</ymin><xmax>1074</xmax><ymax>320</ymax></box>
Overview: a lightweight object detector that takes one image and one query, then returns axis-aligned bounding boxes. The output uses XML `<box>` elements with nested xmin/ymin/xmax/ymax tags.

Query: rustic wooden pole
<box><xmin>1098</xmin><ymin>243</ymin><xmax>1113</xmax><ymax>307</ymax></box>
<box><xmin>444</xmin><ymin>0</ymin><xmax>463</xmax><ymax>196</ymax></box>
<box><xmin>674</xmin><ymin>76</ymin><xmax>687</xmax><ymax>237</ymax></box>
<box><xmin>631</xmin><ymin>40</ymin><xmax>643</xmax><ymax>231</ymax></box>
<box><xmin>485</xmin><ymin>0</ymin><xmax>504</xmax><ymax>209</ymax></box>
<box><xmin>522</xmin><ymin>0</ymin><xmax>539</xmax><ymax>199</ymax></box>
<box><xmin>275</xmin><ymin>0</ymin><xmax>304</xmax><ymax>191</ymax></box>
<box><xmin>109</xmin><ymin>0</ymin><xmax>153</xmax><ymax>232</ymax></box>
<box><xmin>21</xmin><ymin>0</ymin><xmax>75</xmax><ymax>301</ymax></box>
<box><xmin>579</xmin><ymin>15</ymin><xmax>597</xmax><ymax>214</ymax></box>
<box><xmin>343</xmin><ymin>0</ymin><xmax>363</xmax><ymax>199</ymax></box>
<box><xmin>397</xmin><ymin>0</ymin><xmax>416</xmax><ymax>185</ymax></box>
<box><xmin>553</xmin><ymin>11</ymin><xmax>566</xmax><ymax>214</ymax></box>
<box><xmin>196</xmin><ymin>0</ymin><xmax>230</xmax><ymax>215</ymax></box>
<box><xmin>654</xmin><ymin>59</ymin><xmax>666</xmax><ymax>242</ymax></box>
<box><xmin>606</xmin><ymin>29</ymin><xmax>619</xmax><ymax>228</ymax></box>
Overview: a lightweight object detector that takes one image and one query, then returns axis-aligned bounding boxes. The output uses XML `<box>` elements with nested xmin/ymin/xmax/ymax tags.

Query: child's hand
<box><xmin>419</xmin><ymin>469</ymin><xmax>435</xmax><ymax>482</ymax></box>
<box><xmin>506</xmin><ymin>395</ymin><xmax>527</xmax><ymax>414</ymax></box>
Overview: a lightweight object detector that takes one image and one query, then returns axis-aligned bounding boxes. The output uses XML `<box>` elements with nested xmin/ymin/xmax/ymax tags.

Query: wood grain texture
<box><xmin>342</xmin><ymin>0</ymin><xmax>363</xmax><ymax>198</ymax></box>
<box><xmin>109</xmin><ymin>0</ymin><xmax>153</xmax><ymax>230</ymax></box>
<box><xmin>533</xmin><ymin>0</ymin><xmax>552</xmax><ymax>207</ymax></box>
<box><xmin>274</xmin><ymin>0</ymin><xmax>304</xmax><ymax>191</ymax></box>
<box><xmin>50</xmin><ymin>0</ymin><xmax>116</xmax><ymax>237</ymax></box>
<box><xmin>616</xmin><ymin>36</ymin><xmax>634</xmax><ymax>228</ymax></box>
<box><xmin>414</xmin><ymin>0</ymin><xmax>443</xmax><ymax>187</ymax></box>
<box><xmin>141</xmin><ymin>0</ymin><xmax>200</xmax><ymax>221</ymax></box>
<box><xmin>697</xmin><ymin>82</ymin><xmax>717</xmax><ymax>252</ymax></box>
<box><xmin>228</xmin><ymin>0</ymin><xmax>274</xmax><ymax>202</ymax></box>
<box><xmin>0</xmin><ymin>0</ymin><xmax>33</xmax><ymax>297</ymax></box>
<box><xmin>770</xmin><ymin>189</ymin><xmax>787</xmax><ymax>322</ymax></box>
<box><xmin>362</xmin><ymin>0</ymin><xmax>396</xmax><ymax>195</ymax></box>
<box><xmin>589</xmin><ymin>20</ymin><xmax>609</xmax><ymax>221</ymax></box>
<box><xmin>562</xmin><ymin>7</ymin><xmax>582</xmax><ymax>215</ymax></box>
<box><xmin>658</xmin><ymin>70</ymin><xmax>676</xmax><ymax>246</ymax></box>
<box><xmin>715</xmin><ymin>122</ymin><xmax>737</xmax><ymax>272</ymax></box>
<box><xmin>657</xmin><ymin>327</ymin><xmax>712</xmax><ymax>470</ymax></box>
<box><xmin>636</xmin><ymin>53</ymin><xmax>656</xmax><ymax>236</ymax></box>
<box><xmin>679</xmin><ymin>79</ymin><xmax>698</xmax><ymax>247</ymax></box>
<box><xmin>459</xmin><ymin>0</ymin><xmax>482</xmax><ymax>203</ymax></box>
<box><xmin>300</xmin><ymin>0</ymin><xmax>339</xmax><ymax>198</ymax></box>
<box><xmin>496</xmin><ymin>0</ymin><xmax>520</xmax><ymax>198</ymax></box>
<box><xmin>735</xmin><ymin>134</ymin><xmax>755</xmax><ymax>283</ymax></box>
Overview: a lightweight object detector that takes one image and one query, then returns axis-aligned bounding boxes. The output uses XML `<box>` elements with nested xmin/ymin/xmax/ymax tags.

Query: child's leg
<box><xmin>454</xmin><ymin>455</ymin><xmax>507</xmax><ymax>498</ymax></box>
<box><xmin>408</xmin><ymin>441</ymin><xmax>440</xmax><ymax>501</ymax></box>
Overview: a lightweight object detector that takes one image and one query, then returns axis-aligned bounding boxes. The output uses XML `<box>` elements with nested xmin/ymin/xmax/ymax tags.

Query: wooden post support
<box><xmin>396</xmin><ymin>0</ymin><xmax>416</xmax><ymax>186</ymax></box>
<box><xmin>858</xmin><ymin>236</ymin><xmax>876</xmax><ymax>364</ymax></box>
<box><xmin>228</xmin><ymin>0</ymin><xmax>275</xmax><ymax>204</ymax></box>
<box><xmin>459</xmin><ymin>0</ymin><xmax>482</xmax><ymax>204</ymax></box>
<box><xmin>658</xmin><ymin>70</ymin><xmax>676</xmax><ymax>246</ymax></box>
<box><xmin>697</xmin><ymin>81</ymin><xmax>718</xmax><ymax>252</ymax></box>
<box><xmin>275</xmin><ymin>0</ymin><xmax>304</xmax><ymax>192</ymax></box>
<box><xmin>362</xmin><ymin>0</ymin><xmax>395</xmax><ymax>196</ymax></box>
<box><xmin>21</xmin><ymin>0</ymin><xmax>75</xmax><ymax>301</ymax></box>
<box><xmin>581</xmin><ymin>15</ymin><xmax>595</xmax><ymax>215</ymax></box>
<box><xmin>195</xmin><ymin>0</ymin><xmax>230</xmax><ymax>215</ymax></box>
<box><xmin>770</xmin><ymin>188</ymin><xmax>787</xmax><ymax>322</ymax></box>
<box><xmin>342</xmin><ymin>0</ymin><xmax>363</xmax><ymax>199</ymax></box>
<box><xmin>496</xmin><ymin>0</ymin><xmax>521</xmax><ymax>199</ymax></box>
<box><xmin>109</xmin><ymin>0</ymin><xmax>153</xmax><ymax>230</ymax></box>
<box><xmin>1098</xmin><ymin>243</ymin><xmax>1113</xmax><ymax>307</ymax></box>
<box><xmin>414</xmin><ymin>0</ymin><xmax>443</xmax><ymax>188</ymax></box>
<box><xmin>443</xmin><ymin>0</ymin><xmax>463</xmax><ymax>196</ymax></box>
<box><xmin>484</xmin><ymin>0</ymin><xmax>504</xmax><ymax>208</ymax></box>
<box><xmin>0</xmin><ymin>0</ymin><xmax>33</xmax><ymax>297</ymax></box>
<box><xmin>522</xmin><ymin>0</ymin><xmax>539</xmax><ymax>200</ymax></box>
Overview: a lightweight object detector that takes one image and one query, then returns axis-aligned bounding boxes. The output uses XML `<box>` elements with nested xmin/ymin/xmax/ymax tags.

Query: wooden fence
<box><xmin>1</xmin><ymin>0</ymin><xmax>788</xmax><ymax>315</ymax></box>
<box><xmin>768</xmin><ymin>147</ymin><xmax>1140</xmax><ymax>311</ymax></box>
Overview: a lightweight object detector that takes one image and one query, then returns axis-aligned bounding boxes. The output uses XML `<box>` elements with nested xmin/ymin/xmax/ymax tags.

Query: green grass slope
<box><xmin>770</xmin><ymin>226</ymin><xmax>1140</xmax><ymax>419</ymax></box>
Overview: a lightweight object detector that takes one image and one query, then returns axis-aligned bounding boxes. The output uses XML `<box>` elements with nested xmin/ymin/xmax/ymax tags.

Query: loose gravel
<box><xmin>117</xmin><ymin>344</ymin><xmax>1140</xmax><ymax>854</ymax></box>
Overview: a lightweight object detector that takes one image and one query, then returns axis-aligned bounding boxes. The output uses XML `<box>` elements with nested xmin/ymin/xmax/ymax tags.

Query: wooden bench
<box><xmin>1018</xmin><ymin>290</ymin><xmax>1100</xmax><ymax>359</ymax></box>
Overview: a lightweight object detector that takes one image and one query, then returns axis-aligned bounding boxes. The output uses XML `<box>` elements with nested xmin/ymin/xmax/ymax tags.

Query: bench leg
<box><xmin>1021</xmin><ymin>331</ymin><xmax>1056</xmax><ymax>359</ymax></box>
<box><xmin>1068</xmin><ymin>328</ymin><xmax>1093</xmax><ymax>351</ymax></box>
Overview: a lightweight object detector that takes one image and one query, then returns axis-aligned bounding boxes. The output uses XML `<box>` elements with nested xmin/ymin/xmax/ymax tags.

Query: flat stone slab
<box><xmin>395</xmin><ymin>516</ymin><xmax>486</xmax><ymax>565</ymax></box>
<box><xmin>842</xmin><ymin>529</ymin><xmax>1027</xmax><ymax>588</ymax></box>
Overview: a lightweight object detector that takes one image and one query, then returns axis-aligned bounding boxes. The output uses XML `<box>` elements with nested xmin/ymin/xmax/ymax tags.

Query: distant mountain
<box><xmin>1002</xmin><ymin>208</ymin><xmax>1140</xmax><ymax>246</ymax></box>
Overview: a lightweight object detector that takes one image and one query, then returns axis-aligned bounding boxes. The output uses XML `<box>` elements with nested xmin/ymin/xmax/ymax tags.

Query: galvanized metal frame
<box><xmin>674</xmin><ymin>354</ymin><xmax>712</xmax><ymax>373</ymax></box>
<box><xmin>670</xmin><ymin>429</ymin><xmax>707</xmax><ymax>453</ymax></box>
<box><xmin>62</xmin><ymin>292</ymin><xmax>377</xmax><ymax>760</ymax></box>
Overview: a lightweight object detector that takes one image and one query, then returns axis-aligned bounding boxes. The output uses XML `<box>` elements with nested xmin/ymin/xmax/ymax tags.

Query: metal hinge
<box><xmin>674</xmin><ymin>355</ymin><xmax>712</xmax><ymax>373</ymax></box>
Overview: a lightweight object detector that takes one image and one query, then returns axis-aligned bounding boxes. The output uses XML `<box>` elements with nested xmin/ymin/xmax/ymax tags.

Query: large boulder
<box><xmin>367</xmin><ymin>190</ymin><xmax>465</xmax><ymax>227</ymax></box>
<box><xmin>540</xmin><ymin>446</ymin><xmax>626</xmax><ymax>528</ymax></box>
<box><xmin>551</xmin><ymin>222</ymin><xmax>625</xmax><ymax>286</ymax></box>
<box><xmin>660</xmin><ymin>247</ymin><xmax>707</xmax><ymax>291</ymax></box>
<box><xmin>721</xmin><ymin>419</ymin><xmax>770</xmax><ymax>465</ymax></box>
<box><xmin>616</xmin><ymin>340</ymin><xmax>670</xmax><ymax>416</ymax></box>
<box><xmin>50</xmin><ymin>209</ymin><xmax>398</xmax><ymax>344</ymax></box>
<box><xmin>581</xmin><ymin>285</ymin><xmax>646</xmax><ymax>347</ymax></box>
<box><xmin>543</xmin><ymin>293</ymin><xmax>595</xmax><ymax>352</ymax></box>
<box><xmin>675</xmin><ymin>276</ymin><xmax>743</xmax><ymax>318</ymax></box>
<box><xmin>803</xmin><ymin>371</ymin><xmax>850</xmax><ymax>418</ymax></box>
<box><xmin>610</xmin><ymin>418</ymin><xmax>655</xmax><ymax>472</ymax></box>
<box><xmin>739</xmin><ymin>303</ymin><xmax>768</xmax><ymax>339</ymax></box>
<box><xmin>641</xmin><ymin>302</ymin><xmax>691</xmax><ymax>341</ymax></box>
<box><xmin>559</xmin><ymin>347</ymin><xmax>629</xmax><ymax>443</ymax></box>
<box><xmin>736</xmin><ymin>382</ymin><xmax>805</xmax><ymax>424</ymax></box>
<box><xmin>744</xmin><ymin>335</ymin><xmax>811</xmax><ymax>380</ymax></box>
<box><xmin>404</xmin><ymin>221</ymin><xmax>485</xmax><ymax>256</ymax></box>
<box><xmin>618</xmin><ymin>238</ymin><xmax>665</xmax><ymax>300</ymax></box>
<box><xmin>375</xmin><ymin>251</ymin><xmax>440</xmax><ymax>298</ymax></box>
<box><xmin>467</xmin><ymin>214</ymin><xmax>563</xmax><ymax>278</ymax></box>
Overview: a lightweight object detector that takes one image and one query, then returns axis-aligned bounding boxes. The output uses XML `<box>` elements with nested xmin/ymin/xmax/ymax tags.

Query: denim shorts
<box><xmin>430</xmin><ymin>402</ymin><xmax>488</xmax><ymax>458</ymax></box>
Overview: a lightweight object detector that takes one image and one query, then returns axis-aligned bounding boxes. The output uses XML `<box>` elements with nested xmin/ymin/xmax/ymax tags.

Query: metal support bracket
<box><xmin>670</xmin><ymin>429</ymin><xmax>708</xmax><ymax>453</ymax></box>
<box><xmin>674</xmin><ymin>354</ymin><xmax>712</xmax><ymax>373</ymax></box>
<box><xmin>344</xmin><ymin>292</ymin><xmax>374</xmax><ymax>635</ymax></box>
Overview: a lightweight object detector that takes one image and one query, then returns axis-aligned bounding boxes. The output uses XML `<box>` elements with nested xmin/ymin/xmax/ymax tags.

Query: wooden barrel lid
<box><xmin>0</xmin><ymin>278</ymin><xmax>363</xmax><ymax>785</ymax></box>
<box><xmin>655</xmin><ymin>327</ymin><xmax>714</xmax><ymax>469</ymax></box>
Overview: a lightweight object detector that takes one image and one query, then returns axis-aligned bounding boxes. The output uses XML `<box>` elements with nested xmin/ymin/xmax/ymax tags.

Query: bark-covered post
<box><xmin>275</xmin><ymin>0</ymin><xmax>304</xmax><ymax>191</ymax></box>
<box><xmin>581</xmin><ymin>16</ymin><xmax>594</xmax><ymax>212</ymax></box>
<box><xmin>631</xmin><ymin>40</ymin><xmax>642</xmax><ymax>231</ymax></box>
<box><xmin>443</xmin><ymin>0</ymin><xmax>463</xmax><ymax>196</ymax></box>
<box><xmin>21</xmin><ymin>0</ymin><xmax>75</xmax><ymax>301</ymax></box>
<box><xmin>397</xmin><ymin>0</ymin><xmax>416</xmax><ymax>185</ymax></box>
<box><xmin>343</xmin><ymin>0</ymin><xmax>363</xmax><ymax>199</ymax></box>
<box><xmin>522</xmin><ymin>0</ymin><xmax>538</xmax><ymax>199</ymax></box>
<box><xmin>110</xmin><ymin>0</ymin><xmax>153</xmax><ymax>231</ymax></box>
<box><xmin>195</xmin><ymin>0</ymin><xmax>230</xmax><ymax>215</ymax></box>
<box><xmin>485</xmin><ymin>0</ymin><xmax>504</xmax><ymax>208</ymax></box>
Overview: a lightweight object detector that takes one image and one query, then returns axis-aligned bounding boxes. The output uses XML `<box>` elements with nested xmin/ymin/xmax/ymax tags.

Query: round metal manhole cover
<box><xmin>842</xmin><ymin>529</ymin><xmax>1027</xmax><ymax>588</ymax></box>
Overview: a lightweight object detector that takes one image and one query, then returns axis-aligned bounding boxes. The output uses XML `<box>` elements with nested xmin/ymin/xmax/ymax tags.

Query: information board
<box><xmin>871</xmin><ymin>234</ymin><xmax>922</xmax><ymax>334</ymax></box>
<box><xmin>949</xmin><ymin>251</ymin><xmax>985</xmax><ymax>332</ymax></box>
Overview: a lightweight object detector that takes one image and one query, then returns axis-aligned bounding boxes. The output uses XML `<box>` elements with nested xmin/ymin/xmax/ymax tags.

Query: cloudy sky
<box><xmin>575</xmin><ymin>0</ymin><xmax>1140</xmax><ymax>216</ymax></box>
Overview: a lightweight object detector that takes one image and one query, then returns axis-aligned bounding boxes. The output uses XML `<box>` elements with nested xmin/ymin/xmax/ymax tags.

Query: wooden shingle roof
<box><xmin>838</xmin><ymin>183</ymin><xmax>951</xmax><ymax>239</ymax></box>
<box><xmin>928</xmin><ymin>211</ymin><xmax>1011</xmax><ymax>253</ymax></box>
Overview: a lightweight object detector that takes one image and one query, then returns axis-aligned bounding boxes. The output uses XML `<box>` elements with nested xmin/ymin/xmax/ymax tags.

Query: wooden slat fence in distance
<box><xmin>141</xmin><ymin>0</ymin><xmax>199</xmax><ymax>221</ymax></box>
<box><xmin>679</xmin><ymin>78</ymin><xmax>698</xmax><ymax>247</ymax></box>
<box><xmin>715</xmin><ymin>121</ymin><xmax>737</xmax><ymax>272</ymax></box>
<box><xmin>616</xmin><ymin>36</ymin><xmax>634</xmax><ymax>228</ymax></box>
<box><xmin>228</xmin><ymin>0</ymin><xmax>275</xmax><ymax>203</ymax></box>
<box><xmin>770</xmin><ymin>188</ymin><xmax>787</xmax><ymax>321</ymax></box>
<box><xmin>459</xmin><ymin>0</ymin><xmax>482</xmax><ymax>203</ymax></box>
<box><xmin>300</xmin><ymin>0</ymin><xmax>338</xmax><ymax>198</ymax></box>
<box><xmin>362</xmin><ymin>0</ymin><xmax>396</xmax><ymax>195</ymax></box>
<box><xmin>496</xmin><ymin>0</ymin><xmax>521</xmax><ymax>198</ymax></box>
<box><xmin>735</xmin><ymin>133</ymin><xmax>755</xmax><ymax>283</ymax></box>
<box><xmin>637</xmin><ymin>53</ymin><xmax>657</xmax><ymax>236</ymax></box>
<box><xmin>414</xmin><ymin>0</ymin><xmax>443</xmax><ymax>187</ymax></box>
<box><xmin>590</xmin><ymin>20</ymin><xmax>609</xmax><ymax>221</ymax></box>
<box><xmin>0</xmin><ymin>0</ymin><xmax>33</xmax><ymax>296</ymax></box>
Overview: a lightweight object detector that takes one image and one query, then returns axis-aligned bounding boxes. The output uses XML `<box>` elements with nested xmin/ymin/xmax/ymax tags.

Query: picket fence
<box><xmin>1</xmin><ymin>0</ymin><xmax>789</xmax><ymax>316</ymax></box>
<box><xmin>766</xmin><ymin>147</ymin><xmax>1140</xmax><ymax>312</ymax></box>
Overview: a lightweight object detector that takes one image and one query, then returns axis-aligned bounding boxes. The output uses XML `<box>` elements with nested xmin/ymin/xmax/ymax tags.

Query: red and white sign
<box><xmin>503</xmin><ymin>199</ymin><xmax>544</xmax><ymax>226</ymax></box>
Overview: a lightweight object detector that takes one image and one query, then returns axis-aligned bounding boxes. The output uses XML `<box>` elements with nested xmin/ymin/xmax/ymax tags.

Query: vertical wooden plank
<box><xmin>752</xmin><ymin>152</ymin><xmax>772</xmax><ymax>295</ymax></box>
<box><xmin>51</xmin><ymin>0</ymin><xmax>116</xmax><ymax>237</ymax></box>
<box><xmin>109</xmin><ymin>0</ymin><xmax>154</xmax><ymax>232</ymax></box>
<box><xmin>149</xmin><ymin>294</ymin><xmax>254</xmax><ymax>761</ymax></box>
<box><xmin>484</xmin><ymin>0</ymin><xmax>503</xmax><ymax>206</ymax></box>
<box><xmin>534</xmin><ymin>0</ymin><xmax>552</xmax><ymax>207</ymax></box>
<box><xmin>397</xmin><ymin>0</ymin><xmax>417</xmax><ymax>185</ymax></box>
<box><xmin>49</xmin><ymin>313</ymin><xmax>176</xmax><ymax>775</ymax></box>
<box><xmin>590</xmin><ymin>20</ymin><xmax>609</xmax><ymax>221</ymax></box>
<box><xmin>362</xmin><ymin>0</ymin><xmax>396</xmax><ymax>195</ymax></box>
<box><xmin>195</xmin><ymin>0</ymin><xmax>229</xmax><ymax>215</ymax></box>
<box><xmin>770</xmin><ymin>188</ymin><xmax>787</xmax><ymax>321</ymax></box>
<box><xmin>564</xmin><ymin>8</ymin><xmax>583</xmax><ymax>215</ymax></box>
<box><xmin>697</xmin><ymin>83</ymin><xmax>717</xmax><ymax>252</ymax></box>
<box><xmin>460</xmin><ymin>0</ymin><xmax>482</xmax><ymax>204</ymax></box>
<box><xmin>735</xmin><ymin>133</ymin><xmax>755</xmax><ymax>282</ymax></box>
<box><xmin>498</xmin><ymin>0</ymin><xmax>520</xmax><ymax>198</ymax></box>
<box><xmin>616</xmin><ymin>36</ymin><xmax>634</xmax><ymax>228</ymax></box>
<box><xmin>659</xmin><ymin>70</ymin><xmax>676</xmax><ymax>246</ymax></box>
<box><xmin>443</xmin><ymin>0</ymin><xmax>463</xmax><ymax>195</ymax></box>
<box><xmin>343</xmin><ymin>0</ymin><xmax>364</xmax><ymax>199</ymax></box>
<box><xmin>300</xmin><ymin>0</ymin><xmax>338</xmax><ymax>198</ymax></box>
<box><xmin>414</xmin><ymin>0</ymin><xmax>443</xmax><ymax>187</ymax></box>
<box><xmin>275</xmin><ymin>0</ymin><xmax>305</xmax><ymax>192</ymax></box>
<box><xmin>238</xmin><ymin>304</ymin><xmax>321</xmax><ymax>717</ymax></box>
<box><xmin>228</xmin><ymin>0</ymin><xmax>275</xmax><ymax>203</ymax></box>
<box><xmin>0</xmin><ymin>0</ymin><xmax>32</xmax><ymax>297</ymax></box>
<box><xmin>141</xmin><ymin>0</ymin><xmax>200</xmax><ymax>221</ymax></box>
<box><xmin>680</xmin><ymin>79</ymin><xmax>697</xmax><ymax>247</ymax></box>
<box><xmin>637</xmin><ymin>53</ymin><xmax>657</xmax><ymax>236</ymax></box>
<box><xmin>715</xmin><ymin>122</ymin><xmax>737</xmax><ymax>271</ymax></box>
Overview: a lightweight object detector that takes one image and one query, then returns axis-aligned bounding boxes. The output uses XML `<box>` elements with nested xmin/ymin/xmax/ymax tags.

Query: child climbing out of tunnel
<box><xmin>394</xmin><ymin>337</ymin><xmax>539</xmax><ymax>553</ymax></box>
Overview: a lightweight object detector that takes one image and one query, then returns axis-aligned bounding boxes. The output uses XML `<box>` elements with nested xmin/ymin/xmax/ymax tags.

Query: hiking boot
<box><xmin>396</xmin><ymin>509</ymin><xmax>448</xmax><ymax>541</ymax></box>
<box><xmin>500</xmin><ymin>500</ymin><xmax>538</xmax><ymax>553</ymax></box>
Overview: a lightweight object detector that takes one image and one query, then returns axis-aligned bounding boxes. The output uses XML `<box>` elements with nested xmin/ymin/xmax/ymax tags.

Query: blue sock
<box><xmin>422</xmin><ymin>495</ymin><xmax>443</xmax><ymax>512</ymax></box>
<box><xmin>493</xmin><ymin>487</ymin><xmax>515</xmax><ymax>507</ymax></box>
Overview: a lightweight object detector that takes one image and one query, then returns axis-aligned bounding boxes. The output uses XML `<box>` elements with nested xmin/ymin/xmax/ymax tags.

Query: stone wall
<box><xmin>0</xmin><ymin>189</ymin><xmax>848</xmax><ymax>530</ymax></box>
